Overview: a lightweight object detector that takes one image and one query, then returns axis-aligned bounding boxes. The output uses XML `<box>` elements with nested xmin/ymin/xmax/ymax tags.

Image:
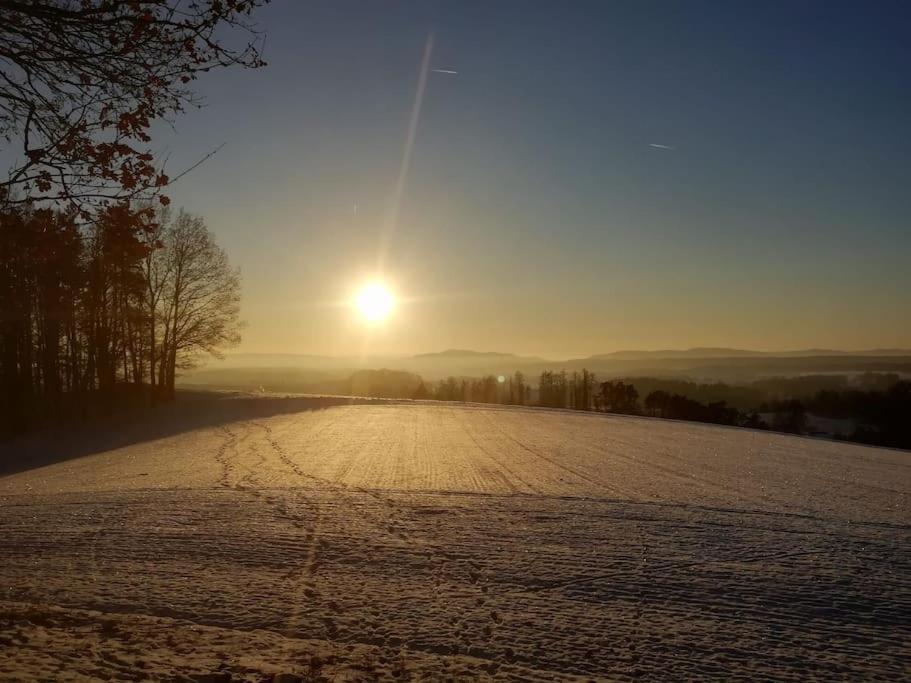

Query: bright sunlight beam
<box><xmin>355</xmin><ymin>282</ymin><xmax>395</xmax><ymax>322</ymax></box>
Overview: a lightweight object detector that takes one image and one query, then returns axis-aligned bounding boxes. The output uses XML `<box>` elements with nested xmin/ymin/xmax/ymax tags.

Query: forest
<box><xmin>412</xmin><ymin>370</ymin><xmax>910</xmax><ymax>450</ymax></box>
<box><xmin>0</xmin><ymin>204</ymin><xmax>239</xmax><ymax>434</ymax></box>
<box><xmin>0</xmin><ymin>1</ymin><xmax>268</xmax><ymax>436</ymax></box>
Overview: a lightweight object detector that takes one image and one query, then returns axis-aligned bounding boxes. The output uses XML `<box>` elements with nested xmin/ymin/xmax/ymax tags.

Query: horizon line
<box><xmin>219</xmin><ymin>346</ymin><xmax>911</xmax><ymax>362</ymax></box>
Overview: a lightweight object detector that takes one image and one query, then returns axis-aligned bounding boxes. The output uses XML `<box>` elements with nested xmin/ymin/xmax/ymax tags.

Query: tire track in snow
<box><xmin>480</xmin><ymin>410</ymin><xmax>626</xmax><ymax>497</ymax></box>
<box><xmin>249</xmin><ymin>418</ymin><xmax>430</xmax><ymax>638</ymax></box>
<box><xmin>213</xmin><ymin>424</ymin><xmax>239</xmax><ymax>488</ymax></box>
<box><xmin>249</xmin><ymin>414</ymin><xmax>495</xmax><ymax>649</ymax></box>
<box><xmin>254</xmin><ymin>417</ymin><xmax>418</xmax><ymax>545</ymax></box>
<box><xmin>453</xmin><ymin>409</ymin><xmax>543</xmax><ymax>495</ymax></box>
<box><xmin>210</xmin><ymin>419</ymin><xmax>330</xmax><ymax>637</ymax></box>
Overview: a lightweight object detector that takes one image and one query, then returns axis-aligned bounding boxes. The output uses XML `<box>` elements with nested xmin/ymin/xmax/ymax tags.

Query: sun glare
<box><xmin>355</xmin><ymin>282</ymin><xmax>395</xmax><ymax>322</ymax></box>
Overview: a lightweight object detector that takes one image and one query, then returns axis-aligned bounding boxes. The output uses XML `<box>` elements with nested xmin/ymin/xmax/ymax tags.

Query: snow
<box><xmin>1</xmin><ymin>392</ymin><xmax>908</xmax><ymax>680</ymax></box>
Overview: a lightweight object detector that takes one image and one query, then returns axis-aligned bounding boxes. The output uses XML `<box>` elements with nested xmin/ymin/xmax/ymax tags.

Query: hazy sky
<box><xmin>159</xmin><ymin>1</ymin><xmax>910</xmax><ymax>358</ymax></box>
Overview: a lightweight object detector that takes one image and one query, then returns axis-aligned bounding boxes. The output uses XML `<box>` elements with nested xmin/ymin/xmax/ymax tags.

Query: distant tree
<box><xmin>769</xmin><ymin>399</ymin><xmax>807</xmax><ymax>434</ymax></box>
<box><xmin>512</xmin><ymin>370</ymin><xmax>526</xmax><ymax>405</ymax></box>
<box><xmin>600</xmin><ymin>380</ymin><xmax>639</xmax><ymax>414</ymax></box>
<box><xmin>536</xmin><ymin>369</ymin><xmax>572</xmax><ymax>408</ymax></box>
<box><xmin>538</xmin><ymin>370</ymin><xmax>553</xmax><ymax>407</ymax></box>
<box><xmin>740</xmin><ymin>410</ymin><xmax>768</xmax><ymax>430</ymax></box>
<box><xmin>705</xmin><ymin>400</ymin><xmax>739</xmax><ymax>425</ymax></box>
<box><xmin>644</xmin><ymin>389</ymin><xmax>671</xmax><ymax>417</ymax></box>
<box><xmin>580</xmin><ymin>368</ymin><xmax>595</xmax><ymax>410</ymax></box>
<box><xmin>436</xmin><ymin>376</ymin><xmax>460</xmax><ymax>401</ymax></box>
<box><xmin>644</xmin><ymin>389</ymin><xmax>742</xmax><ymax>426</ymax></box>
<box><xmin>412</xmin><ymin>381</ymin><xmax>429</xmax><ymax>400</ymax></box>
<box><xmin>853</xmin><ymin>381</ymin><xmax>911</xmax><ymax>448</ymax></box>
<box><xmin>479</xmin><ymin>375</ymin><xmax>498</xmax><ymax>403</ymax></box>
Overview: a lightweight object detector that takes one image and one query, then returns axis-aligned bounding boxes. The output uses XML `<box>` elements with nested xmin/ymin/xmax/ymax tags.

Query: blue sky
<box><xmin>157</xmin><ymin>1</ymin><xmax>911</xmax><ymax>357</ymax></box>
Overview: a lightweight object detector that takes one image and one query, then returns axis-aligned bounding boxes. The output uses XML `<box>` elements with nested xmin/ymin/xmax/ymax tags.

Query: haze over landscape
<box><xmin>1</xmin><ymin>2</ymin><xmax>909</xmax><ymax>681</ymax></box>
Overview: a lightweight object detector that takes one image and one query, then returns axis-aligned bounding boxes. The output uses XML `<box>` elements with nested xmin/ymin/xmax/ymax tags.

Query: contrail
<box><xmin>649</xmin><ymin>143</ymin><xmax>675</xmax><ymax>150</ymax></box>
<box><xmin>378</xmin><ymin>33</ymin><xmax>434</xmax><ymax>271</ymax></box>
<box><xmin>432</xmin><ymin>68</ymin><xmax>458</xmax><ymax>74</ymax></box>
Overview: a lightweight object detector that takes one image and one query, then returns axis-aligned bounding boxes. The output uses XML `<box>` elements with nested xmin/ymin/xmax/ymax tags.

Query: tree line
<box><xmin>418</xmin><ymin>372</ymin><xmax>532</xmax><ymax>405</ymax></box>
<box><xmin>0</xmin><ymin>203</ymin><xmax>240</xmax><ymax>434</ymax></box>
<box><xmin>758</xmin><ymin>383</ymin><xmax>911</xmax><ymax>448</ymax></box>
<box><xmin>406</xmin><ymin>368</ymin><xmax>909</xmax><ymax>450</ymax></box>
<box><xmin>1</xmin><ymin>2</ymin><xmax>269</xmax><ymax>436</ymax></box>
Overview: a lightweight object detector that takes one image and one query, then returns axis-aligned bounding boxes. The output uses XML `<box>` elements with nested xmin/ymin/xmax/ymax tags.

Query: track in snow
<box><xmin>1</xmin><ymin>393</ymin><xmax>908</xmax><ymax>681</ymax></box>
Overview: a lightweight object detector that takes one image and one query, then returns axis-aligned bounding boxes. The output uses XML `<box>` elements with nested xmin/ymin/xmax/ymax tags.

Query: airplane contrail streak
<box><xmin>649</xmin><ymin>143</ymin><xmax>675</xmax><ymax>150</ymax></box>
<box><xmin>432</xmin><ymin>68</ymin><xmax>458</xmax><ymax>74</ymax></box>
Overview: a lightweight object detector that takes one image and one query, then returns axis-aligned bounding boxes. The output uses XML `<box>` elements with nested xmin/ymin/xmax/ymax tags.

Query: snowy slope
<box><xmin>1</xmin><ymin>393</ymin><xmax>908</xmax><ymax>680</ymax></box>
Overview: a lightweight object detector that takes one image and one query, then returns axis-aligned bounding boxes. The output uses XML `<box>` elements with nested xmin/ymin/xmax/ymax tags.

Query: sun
<box><xmin>354</xmin><ymin>282</ymin><xmax>395</xmax><ymax>322</ymax></box>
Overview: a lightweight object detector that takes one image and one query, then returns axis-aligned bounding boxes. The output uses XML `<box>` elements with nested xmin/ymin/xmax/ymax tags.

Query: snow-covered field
<box><xmin>1</xmin><ymin>392</ymin><xmax>908</xmax><ymax>681</ymax></box>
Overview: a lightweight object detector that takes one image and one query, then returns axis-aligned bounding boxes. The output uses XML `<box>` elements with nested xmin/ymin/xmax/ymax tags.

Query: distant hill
<box><xmin>412</xmin><ymin>349</ymin><xmax>521</xmax><ymax>359</ymax></box>
<box><xmin>586</xmin><ymin>348</ymin><xmax>911</xmax><ymax>361</ymax></box>
<box><xmin>183</xmin><ymin>347</ymin><xmax>911</xmax><ymax>388</ymax></box>
<box><xmin>403</xmin><ymin>350</ymin><xmax>548</xmax><ymax>379</ymax></box>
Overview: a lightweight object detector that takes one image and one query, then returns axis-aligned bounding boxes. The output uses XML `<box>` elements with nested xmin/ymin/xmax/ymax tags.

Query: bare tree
<box><xmin>156</xmin><ymin>210</ymin><xmax>240</xmax><ymax>397</ymax></box>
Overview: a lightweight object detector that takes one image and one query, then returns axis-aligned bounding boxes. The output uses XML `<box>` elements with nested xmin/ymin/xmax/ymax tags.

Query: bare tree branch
<box><xmin>0</xmin><ymin>0</ymin><xmax>268</xmax><ymax>212</ymax></box>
